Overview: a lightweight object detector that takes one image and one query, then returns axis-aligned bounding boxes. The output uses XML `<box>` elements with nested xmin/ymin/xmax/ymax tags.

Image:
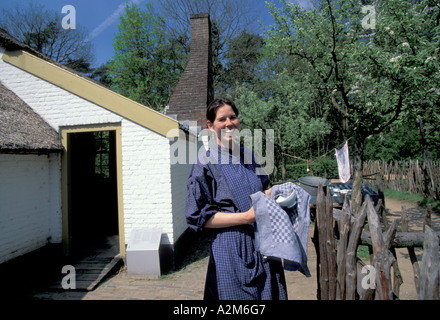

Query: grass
<box><xmin>383</xmin><ymin>188</ymin><xmax>424</xmax><ymax>203</ymax></box>
<box><xmin>357</xmin><ymin>245</ymin><xmax>370</xmax><ymax>261</ymax></box>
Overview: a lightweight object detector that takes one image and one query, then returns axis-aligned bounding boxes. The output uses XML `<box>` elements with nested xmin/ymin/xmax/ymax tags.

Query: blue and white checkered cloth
<box><xmin>250</xmin><ymin>182</ymin><xmax>311</xmax><ymax>277</ymax></box>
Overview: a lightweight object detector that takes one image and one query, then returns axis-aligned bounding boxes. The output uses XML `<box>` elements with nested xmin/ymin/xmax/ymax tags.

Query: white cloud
<box><xmin>85</xmin><ymin>0</ymin><xmax>143</xmax><ymax>42</ymax></box>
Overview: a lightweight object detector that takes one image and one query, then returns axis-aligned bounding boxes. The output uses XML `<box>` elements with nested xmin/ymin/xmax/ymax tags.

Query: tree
<box><xmin>356</xmin><ymin>0</ymin><xmax>440</xmax><ymax>199</ymax></box>
<box><xmin>236</xmin><ymin>67</ymin><xmax>332</xmax><ymax>181</ymax></box>
<box><xmin>157</xmin><ymin>0</ymin><xmax>261</xmax><ymax>94</ymax></box>
<box><xmin>363</xmin><ymin>120</ymin><xmax>421</xmax><ymax>162</ymax></box>
<box><xmin>0</xmin><ymin>2</ymin><xmax>94</xmax><ymax>73</ymax></box>
<box><xmin>265</xmin><ymin>0</ymin><xmax>439</xmax><ymax>212</ymax></box>
<box><xmin>90</xmin><ymin>63</ymin><xmax>113</xmax><ymax>88</ymax></box>
<box><xmin>107</xmin><ymin>3</ymin><xmax>186</xmax><ymax>110</ymax></box>
<box><xmin>218</xmin><ymin>30</ymin><xmax>264</xmax><ymax>97</ymax></box>
<box><xmin>158</xmin><ymin>0</ymin><xmax>259</xmax><ymax>50</ymax></box>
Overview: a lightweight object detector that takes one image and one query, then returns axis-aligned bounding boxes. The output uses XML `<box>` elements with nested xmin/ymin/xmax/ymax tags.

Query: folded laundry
<box><xmin>250</xmin><ymin>182</ymin><xmax>311</xmax><ymax>277</ymax></box>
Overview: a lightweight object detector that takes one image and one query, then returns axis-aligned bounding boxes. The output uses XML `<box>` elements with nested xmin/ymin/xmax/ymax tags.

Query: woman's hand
<box><xmin>204</xmin><ymin>207</ymin><xmax>256</xmax><ymax>228</ymax></box>
<box><xmin>245</xmin><ymin>206</ymin><xmax>256</xmax><ymax>224</ymax></box>
<box><xmin>264</xmin><ymin>188</ymin><xmax>272</xmax><ymax>198</ymax></box>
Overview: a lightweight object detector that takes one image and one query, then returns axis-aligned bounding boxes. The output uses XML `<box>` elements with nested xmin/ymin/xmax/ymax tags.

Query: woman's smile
<box><xmin>207</xmin><ymin>104</ymin><xmax>240</xmax><ymax>147</ymax></box>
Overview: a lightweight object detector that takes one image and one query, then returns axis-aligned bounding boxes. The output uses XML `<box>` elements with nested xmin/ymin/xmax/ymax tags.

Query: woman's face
<box><xmin>207</xmin><ymin>104</ymin><xmax>240</xmax><ymax>148</ymax></box>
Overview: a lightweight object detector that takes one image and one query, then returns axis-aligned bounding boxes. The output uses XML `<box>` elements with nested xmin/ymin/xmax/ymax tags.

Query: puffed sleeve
<box><xmin>185</xmin><ymin>164</ymin><xmax>220</xmax><ymax>232</ymax></box>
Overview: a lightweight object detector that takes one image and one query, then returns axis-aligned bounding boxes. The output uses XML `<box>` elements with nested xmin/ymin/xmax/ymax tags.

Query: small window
<box><xmin>94</xmin><ymin>131</ymin><xmax>110</xmax><ymax>178</ymax></box>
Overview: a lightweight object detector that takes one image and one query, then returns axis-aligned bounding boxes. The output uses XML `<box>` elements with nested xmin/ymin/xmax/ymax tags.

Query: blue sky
<box><xmin>0</xmin><ymin>0</ymin><xmax>313</xmax><ymax>68</ymax></box>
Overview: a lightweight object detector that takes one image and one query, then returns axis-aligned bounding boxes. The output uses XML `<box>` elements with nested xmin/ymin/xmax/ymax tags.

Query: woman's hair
<box><xmin>206</xmin><ymin>98</ymin><xmax>239</xmax><ymax>123</ymax></box>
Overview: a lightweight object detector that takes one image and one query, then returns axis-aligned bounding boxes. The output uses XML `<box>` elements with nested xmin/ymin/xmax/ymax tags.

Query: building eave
<box><xmin>1</xmin><ymin>49</ymin><xmax>179</xmax><ymax>138</ymax></box>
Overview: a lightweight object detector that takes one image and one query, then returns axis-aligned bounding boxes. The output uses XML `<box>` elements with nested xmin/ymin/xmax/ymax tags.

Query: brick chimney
<box><xmin>166</xmin><ymin>13</ymin><xmax>213</xmax><ymax>129</ymax></box>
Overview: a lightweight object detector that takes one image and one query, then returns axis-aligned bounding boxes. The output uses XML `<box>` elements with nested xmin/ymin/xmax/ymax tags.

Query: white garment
<box><xmin>335</xmin><ymin>141</ymin><xmax>350</xmax><ymax>183</ymax></box>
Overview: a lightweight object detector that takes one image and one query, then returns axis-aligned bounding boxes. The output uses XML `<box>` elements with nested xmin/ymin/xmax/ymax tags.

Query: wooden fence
<box><xmin>313</xmin><ymin>184</ymin><xmax>439</xmax><ymax>300</ymax></box>
<box><xmin>362</xmin><ymin>160</ymin><xmax>440</xmax><ymax>199</ymax></box>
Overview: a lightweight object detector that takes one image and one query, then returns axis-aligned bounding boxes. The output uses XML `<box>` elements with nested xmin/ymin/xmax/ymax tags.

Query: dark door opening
<box><xmin>69</xmin><ymin>130</ymin><xmax>119</xmax><ymax>252</ymax></box>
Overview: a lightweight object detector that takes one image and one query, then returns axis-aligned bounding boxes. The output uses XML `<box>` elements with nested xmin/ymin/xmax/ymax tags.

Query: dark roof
<box><xmin>0</xmin><ymin>28</ymin><xmax>44</xmax><ymax>58</ymax></box>
<box><xmin>0</xmin><ymin>81</ymin><xmax>63</xmax><ymax>152</ymax></box>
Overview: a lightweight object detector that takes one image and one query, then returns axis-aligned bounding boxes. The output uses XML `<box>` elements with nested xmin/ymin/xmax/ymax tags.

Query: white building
<box><xmin>0</xmin><ymin>28</ymin><xmax>198</xmax><ymax>270</ymax></box>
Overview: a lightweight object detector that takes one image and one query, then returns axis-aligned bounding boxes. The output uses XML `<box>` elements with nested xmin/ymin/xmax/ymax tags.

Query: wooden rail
<box><xmin>360</xmin><ymin>231</ymin><xmax>440</xmax><ymax>248</ymax></box>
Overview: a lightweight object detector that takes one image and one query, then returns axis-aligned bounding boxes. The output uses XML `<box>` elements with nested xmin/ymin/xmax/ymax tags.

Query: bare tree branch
<box><xmin>0</xmin><ymin>2</ymin><xmax>94</xmax><ymax>71</ymax></box>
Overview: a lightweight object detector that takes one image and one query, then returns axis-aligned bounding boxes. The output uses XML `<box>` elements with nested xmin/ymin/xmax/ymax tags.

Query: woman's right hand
<box><xmin>204</xmin><ymin>207</ymin><xmax>256</xmax><ymax>228</ymax></box>
<box><xmin>245</xmin><ymin>206</ymin><xmax>256</xmax><ymax>224</ymax></box>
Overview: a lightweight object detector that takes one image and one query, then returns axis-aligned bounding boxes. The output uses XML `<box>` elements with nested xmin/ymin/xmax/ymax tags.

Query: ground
<box><xmin>29</xmin><ymin>196</ymin><xmax>439</xmax><ymax>300</ymax></box>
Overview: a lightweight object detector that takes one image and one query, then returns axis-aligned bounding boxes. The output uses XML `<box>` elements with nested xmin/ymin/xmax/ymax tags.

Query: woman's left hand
<box><xmin>264</xmin><ymin>188</ymin><xmax>272</xmax><ymax>198</ymax></box>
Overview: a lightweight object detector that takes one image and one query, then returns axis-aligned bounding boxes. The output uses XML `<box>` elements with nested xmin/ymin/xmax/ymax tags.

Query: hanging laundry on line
<box><xmin>335</xmin><ymin>141</ymin><xmax>350</xmax><ymax>183</ymax></box>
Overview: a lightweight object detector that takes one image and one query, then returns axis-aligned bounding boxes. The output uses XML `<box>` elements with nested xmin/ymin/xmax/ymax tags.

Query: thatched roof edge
<box><xmin>0</xmin><ymin>81</ymin><xmax>63</xmax><ymax>152</ymax></box>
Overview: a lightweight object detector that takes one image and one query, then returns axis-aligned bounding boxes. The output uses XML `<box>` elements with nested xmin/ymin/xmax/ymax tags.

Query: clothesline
<box><xmin>281</xmin><ymin>153</ymin><xmax>309</xmax><ymax>162</ymax></box>
<box><xmin>281</xmin><ymin>136</ymin><xmax>353</xmax><ymax>164</ymax></box>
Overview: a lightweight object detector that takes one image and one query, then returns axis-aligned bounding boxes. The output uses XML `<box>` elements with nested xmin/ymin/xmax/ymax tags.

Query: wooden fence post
<box><xmin>424</xmin><ymin>205</ymin><xmax>432</xmax><ymax>232</ymax></box>
<box><xmin>314</xmin><ymin>183</ymin><xmax>337</xmax><ymax>300</ymax></box>
<box><xmin>335</xmin><ymin>199</ymin><xmax>351</xmax><ymax>300</ymax></box>
<box><xmin>376</xmin><ymin>173</ymin><xmax>386</xmax><ymax>214</ymax></box>
<box><xmin>313</xmin><ymin>183</ymin><xmax>338</xmax><ymax>300</ymax></box>
<box><xmin>365</xmin><ymin>197</ymin><xmax>397</xmax><ymax>300</ymax></box>
<box><xmin>326</xmin><ymin>187</ymin><xmax>337</xmax><ymax>300</ymax></box>
<box><xmin>345</xmin><ymin>200</ymin><xmax>368</xmax><ymax>300</ymax></box>
<box><xmin>315</xmin><ymin>183</ymin><xmax>328</xmax><ymax>299</ymax></box>
<box><xmin>311</xmin><ymin>215</ymin><xmax>321</xmax><ymax>300</ymax></box>
<box><xmin>418</xmin><ymin>226</ymin><xmax>440</xmax><ymax>300</ymax></box>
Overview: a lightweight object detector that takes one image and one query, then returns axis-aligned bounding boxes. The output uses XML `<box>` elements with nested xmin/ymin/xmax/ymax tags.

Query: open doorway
<box><xmin>68</xmin><ymin>130</ymin><xmax>119</xmax><ymax>254</ymax></box>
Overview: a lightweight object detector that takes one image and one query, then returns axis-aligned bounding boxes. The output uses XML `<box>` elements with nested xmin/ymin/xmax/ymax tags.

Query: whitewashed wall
<box><xmin>170</xmin><ymin>132</ymin><xmax>197</xmax><ymax>244</ymax></box>
<box><xmin>0</xmin><ymin>153</ymin><xmax>61</xmax><ymax>264</ymax></box>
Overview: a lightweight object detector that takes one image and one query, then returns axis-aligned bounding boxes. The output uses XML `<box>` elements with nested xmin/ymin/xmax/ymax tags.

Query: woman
<box><xmin>185</xmin><ymin>98</ymin><xmax>287</xmax><ymax>300</ymax></box>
